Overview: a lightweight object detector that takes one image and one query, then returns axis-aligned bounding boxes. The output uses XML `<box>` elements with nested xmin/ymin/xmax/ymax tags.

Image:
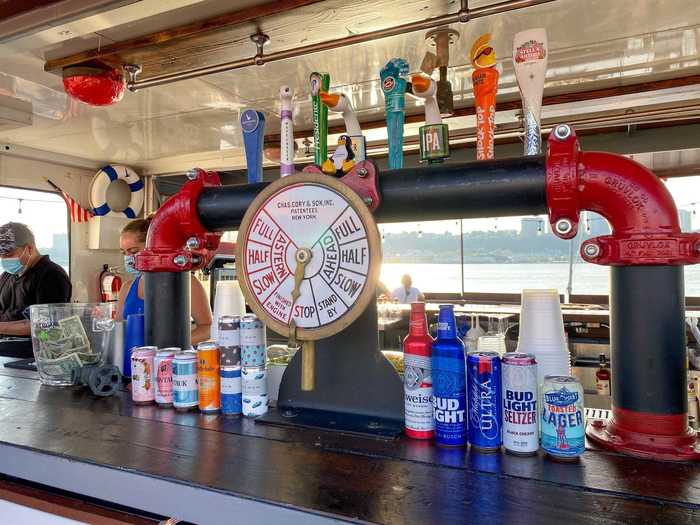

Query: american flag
<box><xmin>46</xmin><ymin>179</ymin><xmax>93</xmax><ymax>223</ymax></box>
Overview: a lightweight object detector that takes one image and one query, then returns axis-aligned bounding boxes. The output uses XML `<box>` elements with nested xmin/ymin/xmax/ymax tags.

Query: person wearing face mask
<box><xmin>115</xmin><ymin>218</ymin><xmax>212</xmax><ymax>345</ymax></box>
<box><xmin>0</xmin><ymin>222</ymin><xmax>71</xmax><ymax>337</ymax></box>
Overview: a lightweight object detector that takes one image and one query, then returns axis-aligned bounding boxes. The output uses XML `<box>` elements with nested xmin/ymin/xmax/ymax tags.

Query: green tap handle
<box><xmin>380</xmin><ymin>58</ymin><xmax>409</xmax><ymax>170</ymax></box>
<box><xmin>310</xmin><ymin>72</ymin><xmax>330</xmax><ymax>166</ymax></box>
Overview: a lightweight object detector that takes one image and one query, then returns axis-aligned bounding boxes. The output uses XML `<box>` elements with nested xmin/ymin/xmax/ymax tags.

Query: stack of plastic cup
<box><xmin>476</xmin><ymin>334</ymin><xmax>507</xmax><ymax>356</ymax></box>
<box><xmin>211</xmin><ymin>280</ymin><xmax>247</xmax><ymax>339</ymax></box>
<box><xmin>516</xmin><ymin>289</ymin><xmax>571</xmax><ymax>386</ymax></box>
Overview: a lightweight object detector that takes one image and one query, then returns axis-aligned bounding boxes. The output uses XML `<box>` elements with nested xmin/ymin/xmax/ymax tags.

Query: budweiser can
<box><xmin>154</xmin><ymin>349</ymin><xmax>177</xmax><ymax>407</ymax></box>
<box><xmin>197</xmin><ymin>341</ymin><xmax>221</xmax><ymax>413</ymax></box>
<box><xmin>541</xmin><ymin>375</ymin><xmax>585</xmax><ymax>461</ymax></box>
<box><xmin>502</xmin><ymin>353</ymin><xmax>538</xmax><ymax>456</ymax></box>
<box><xmin>403</xmin><ymin>302</ymin><xmax>435</xmax><ymax>439</ymax></box>
<box><xmin>221</xmin><ymin>366</ymin><xmax>242</xmax><ymax>416</ymax></box>
<box><xmin>131</xmin><ymin>346</ymin><xmax>156</xmax><ymax>405</ymax></box>
<box><xmin>173</xmin><ymin>351</ymin><xmax>198</xmax><ymax>411</ymax></box>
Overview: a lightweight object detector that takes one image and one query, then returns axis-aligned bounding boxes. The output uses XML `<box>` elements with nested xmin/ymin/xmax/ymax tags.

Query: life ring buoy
<box><xmin>90</xmin><ymin>165</ymin><xmax>144</xmax><ymax>218</ymax></box>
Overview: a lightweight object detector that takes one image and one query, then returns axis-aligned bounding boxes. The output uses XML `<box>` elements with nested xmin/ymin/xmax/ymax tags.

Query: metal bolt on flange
<box><xmin>186</xmin><ymin>168</ymin><xmax>198</xmax><ymax>180</ymax></box>
<box><xmin>554</xmin><ymin>218</ymin><xmax>573</xmax><ymax>235</ymax></box>
<box><xmin>357</xmin><ymin>167</ymin><xmax>368</xmax><ymax>178</ymax></box>
<box><xmin>173</xmin><ymin>255</ymin><xmax>188</xmax><ymax>267</ymax></box>
<box><xmin>363</xmin><ymin>197</ymin><xmax>374</xmax><ymax>207</ymax></box>
<box><xmin>583</xmin><ymin>243</ymin><xmax>601</xmax><ymax>259</ymax></box>
<box><xmin>186</xmin><ymin>237</ymin><xmax>200</xmax><ymax>250</ymax></box>
<box><xmin>553</xmin><ymin>124</ymin><xmax>572</xmax><ymax>141</ymax></box>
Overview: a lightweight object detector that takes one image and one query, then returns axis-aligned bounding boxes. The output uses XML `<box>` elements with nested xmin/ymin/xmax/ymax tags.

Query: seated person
<box><xmin>391</xmin><ymin>274</ymin><xmax>425</xmax><ymax>303</ymax></box>
<box><xmin>116</xmin><ymin>218</ymin><xmax>212</xmax><ymax>345</ymax></box>
<box><xmin>0</xmin><ymin>222</ymin><xmax>71</xmax><ymax>337</ymax></box>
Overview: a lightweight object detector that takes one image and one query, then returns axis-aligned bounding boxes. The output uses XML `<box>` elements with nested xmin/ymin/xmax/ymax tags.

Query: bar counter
<box><xmin>0</xmin><ymin>358</ymin><xmax>698</xmax><ymax>524</ymax></box>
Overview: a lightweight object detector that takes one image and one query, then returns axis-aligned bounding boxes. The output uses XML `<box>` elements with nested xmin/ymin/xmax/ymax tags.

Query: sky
<box><xmin>0</xmin><ymin>187</ymin><xmax>68</xmax><ymax>248</ymax></box>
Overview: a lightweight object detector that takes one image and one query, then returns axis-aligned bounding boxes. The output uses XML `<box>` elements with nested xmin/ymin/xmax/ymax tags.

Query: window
<box><xmin>0</xmin><ymin>186</ymin><xmax>70</xmax><ymax>274</ymax></box>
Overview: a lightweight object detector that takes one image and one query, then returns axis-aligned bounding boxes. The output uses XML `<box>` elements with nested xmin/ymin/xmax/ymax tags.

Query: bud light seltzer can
<box><xmin>218</xmin><ymin>315</ymin><xmax>241</xmax><ymax>366</ymax></box>
<box><xmin>467</xmin><ymin>351</ymin><xmax>502</xmax><ymax>452</ymax></box>
<box><xmin>221</xmin><ymin>366</ymin><xmax>242</xmax><ymax>416</ymax></box>
<box><xmin>173</xmin><ymin>352</ymin><xmax>198</xmax><ymax>411</ymax></box>
<box><xmin>154</xmin><ymin>349</ymin><xmax>177</xmax><ymax>408</ymax></box>
<box><xmin>131</xmin><ymin>346</ymin><xmax>156</xmax><ymax>405</ymax></box>
<box><xmin>403</xmin><ymin>302</ymin><xmax>435</xmax><ymax>439</ymax></box>
<box><xmin>502</xmin><ymin>353</ymin><xmax>538</xmax><ymax>456</ymax></box>
<box><xmin>432</xmin><ymin>305</ymin><xmax>467</xmax><ymax>447</ymax></box>
<box><xmin>198</xmin><ymin>341</ymin><xmax>221</xmax><ymax>413</ymax></box>
<box><xmin>241</xmin><ymin>315</ymin><xmax>266</xmax><ymax>367</ymax></box>
<box><xmin>541</xmin><ymin>375</ymin><xmax>585</xmax><ymax>461</ymax></box>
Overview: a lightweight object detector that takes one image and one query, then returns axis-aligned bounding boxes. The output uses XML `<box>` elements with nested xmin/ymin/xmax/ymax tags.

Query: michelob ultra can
<box><xmin>173</xmin><ymin>351</ymin><xmax>198</xmax><ymax>411</ymax></box>
<box><xmin>502</xmin><ymin>353</ymin><xmax>538</xmax><ymax>456</ymax></box>
<box><xmin>131</xmin><ymin>346</ymin><xmax>156</xmax><ymax>405</ymax></box>
<box><xmin>467</xmin><ymin>351</ymin><xmax>502</xmax><ymax>452</ymax></box>
<box><xmin>431</xmin><ymin>305</ymin><xmax>467</xmax><ymax>447</ymax></box>
<box><xmin>221</xmin><ymin>366</ymin><xmax>242</xmax><ymax>416</ymax></box>
<box><xmin>541</xmin><ymin>375</ymin><xmax>585</xmax><ymax>461</ymax></box>
<box><xmin>198</xmin><ymin>341</ymin><xmax>221</xmax><ymax>413</ymax></box>
<box><xmin>154</xmin><ymin>349</ymin><xmax>176</xmax><ymax>407</ymax></box>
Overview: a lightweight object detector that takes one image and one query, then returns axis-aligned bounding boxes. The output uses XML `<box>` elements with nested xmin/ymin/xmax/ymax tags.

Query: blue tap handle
<box><xmin>380</xmin><ymin>58</ymin><xmax>409</xmax><ymax>170</ymax></box>
<box><xmin>241</xmin><ymin>109</ymin><xmax>266</xmax><ymax>184</ymax></box>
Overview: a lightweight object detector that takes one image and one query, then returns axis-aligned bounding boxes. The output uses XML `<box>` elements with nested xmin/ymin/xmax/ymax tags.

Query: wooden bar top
<box><xmin>0</xmin><ymin>357</ymin><xmax>698</xmax><ymax>524</ymax></box>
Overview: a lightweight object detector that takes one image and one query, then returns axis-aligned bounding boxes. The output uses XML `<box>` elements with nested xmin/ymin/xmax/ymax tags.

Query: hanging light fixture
<box><xmin>62</xmin><ymin>65</ymin><xmax>126</xmax><ymax>106</ymax></box>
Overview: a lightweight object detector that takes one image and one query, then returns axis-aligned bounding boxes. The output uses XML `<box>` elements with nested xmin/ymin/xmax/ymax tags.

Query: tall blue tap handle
<box><xmin>380</xmin><ymin>58</ymin><xmax>409</xmax><ymax>170</ymax></box>
<box><xmin>241</xmin><ymin>109</ymin><xmax>265</xmax><ymax>184</ymax></box>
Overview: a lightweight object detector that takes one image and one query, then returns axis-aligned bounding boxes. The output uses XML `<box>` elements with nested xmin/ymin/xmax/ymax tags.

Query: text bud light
<box><xmin>502</xmin><ymin>353</ymin><xmax>538</xmax><ymax>455</ymax></box>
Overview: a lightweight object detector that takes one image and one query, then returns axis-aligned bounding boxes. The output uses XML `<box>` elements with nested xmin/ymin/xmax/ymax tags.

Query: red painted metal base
<box><xmin>586</xmin><ymin>407</ymin><xmax>700</xmax><ymax>461</ymax></box>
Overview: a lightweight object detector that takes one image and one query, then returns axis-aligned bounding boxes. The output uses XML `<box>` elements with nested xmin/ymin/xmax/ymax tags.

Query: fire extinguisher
<box><xmin>99</xmin><ymin>264</ymin><xmax>122</xmax><ymax>303</ymax></box>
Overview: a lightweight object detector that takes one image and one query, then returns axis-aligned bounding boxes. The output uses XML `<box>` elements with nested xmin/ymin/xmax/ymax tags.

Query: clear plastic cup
<box><xmin>477</xmin><ymin>334</ymin><xmax>507</xmax><ymax>355</ymax></box>
<box><xmin>30</xmin><ymin>303</ymin><xmax>115</xmax><ymax>386</ymax></box>
<box><xmin>529</xmin><ymin>350</ymin><xmax>571</xmax><ymax>386</ymax></box>
<box><xmin>517</xmin><ymin>289</ymin><xmax>567</xmax><ymax>350</ymax></box>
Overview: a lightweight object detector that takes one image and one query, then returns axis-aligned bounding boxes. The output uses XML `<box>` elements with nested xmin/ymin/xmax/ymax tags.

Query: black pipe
<box><xmin>197</xmin><ymin>156</ymin><xmax>547</xmax><ymax>230</ymax></box>
<box><xmin>144</xmin><ymin>272</ymin><xmax>191</xmax><ymax>350</ymax></box>
<box><xmin>610</xmin><ymin>265</ymin><xmax>686</xmax><ymax>414</ymax></box>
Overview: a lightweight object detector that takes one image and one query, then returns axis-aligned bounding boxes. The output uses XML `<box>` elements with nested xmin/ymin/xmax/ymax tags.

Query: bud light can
<box><xmin>541</xmin><ymin>375</ymin><xmax>585</xmax><ymax>461</ymax></box>
<box><xmin>502</xmin><ymin>353</ymin><xmax>538</xmax><ymax>456</ymax></box>
<box><xmin>431</xmin><ymin>305</ymin><xmax>467</xmax><ymax>447</ymax></box>
<box><xmin>221</xmin><ymin>366</ymin><xmax>242</xmax><ymax>416</ymax></box>
<box><xmin>173</xmin><ymin>352</ymin><xmax>198</xmax><ymax>411</ymax></box>
<box><xmin>467</xmin><ymin>351</ymin><xmax>502</xmax><ymax>452</ymax></box>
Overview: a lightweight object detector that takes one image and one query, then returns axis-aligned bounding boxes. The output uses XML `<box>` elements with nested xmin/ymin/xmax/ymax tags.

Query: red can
<box><xmin>403</xmin><ymin>302</ymin><xmax>435</xmax><ymax>439</ymax></box>
<box><xmin>198</xmin><ymin>341</ymin><xmax>221</xmax><ymax>413</ymax></box>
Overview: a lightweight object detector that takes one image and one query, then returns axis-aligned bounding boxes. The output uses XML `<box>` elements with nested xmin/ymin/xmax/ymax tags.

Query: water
<box><xmin>381</xmin><ymin>262</ymin><xmax>700</xmax><ymax>296</ymax></box>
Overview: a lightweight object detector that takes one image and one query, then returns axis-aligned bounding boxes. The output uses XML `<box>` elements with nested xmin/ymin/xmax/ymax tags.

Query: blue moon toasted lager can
<box><xmin>541</xmin><ymin>375</ymin><xmax>585</xmax><ymax>461</ymax></box>
<box><xmin>431</xmin><ymin>305</ymin><xmax>467</xmax><ymax>447</ymax></box>
<box><xmin>467</xmin><ymin>351</ymin><xmax>502</xmax><ymax>452</ymax></box>
<box><xmin>220</xmin><ymin>366</ymin><xmax>242</xmax><ymax>416</ymax></box>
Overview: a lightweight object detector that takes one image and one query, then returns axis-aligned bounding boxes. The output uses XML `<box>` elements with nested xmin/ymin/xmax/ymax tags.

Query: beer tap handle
<box><xmin>310</xmin><ymin>72</ymin><xmax>330</xmax><ymax>166</ymax></box>
<box><xmin>380</xmin><ymin>58</ymin><xmax>409</xmax><ymax>169</ymax></box>
<box><xmin>280</xmin><ymin>85</ymin><xmax>295</xmax><ymax>177</ymax></box>
<box><xmin>240</xmin><ymin>109</ymin><xmax>266</xmax><ymax>184</ymax></box>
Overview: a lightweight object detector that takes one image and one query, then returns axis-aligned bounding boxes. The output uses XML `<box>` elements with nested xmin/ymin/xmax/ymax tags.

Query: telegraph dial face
<box><xmin>236</xmin><ymin>172</ymin><xmax>381</xmax><ymax>341</ymax></box>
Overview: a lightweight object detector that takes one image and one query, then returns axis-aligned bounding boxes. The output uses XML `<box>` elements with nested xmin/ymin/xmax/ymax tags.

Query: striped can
<box><xmin>218</xmin><ymin>315</ymin><xmax>241</xmax><ymax>348</ymax></box>
<box><xmin>467</xmin><ymin>351</ymin><xmax>502</xmax><ymax>452</ymax></box>
<box><xmin>221</xmin><ymin>366</ymin><xmax>242</xmax><ymax>416</ymax></box>
<box><xmin>541</xmin><ymin>375</ymin><xmax>585</xmax><ymax>461</ymax></box>
<box><xmin>131</xmin><ymin>346</ymin><xmax>156</xmax><ymax>405</ymax></box>
<box><xmin>241</xmin><ymin>315</ymin><xmax>266</xmax><ymax>367</ymax></box>
<box><xmin>154</xmin><ymin>349</ymin><xmax>176</xmax><ymax>407</ymax></box>
<box><xmin>243</xmin><ymin>395</ymin><xmax>268</xmax><ymax>417</ymax></box>
<box><xmin>242</xmin><ymin>366</ymin><xmax>267</xmax><ymax>397</ymax></box>
<box><xmin>502</xmin><ymin>353</ymin><xmax>538</xmax><ymax>456</ymax></box>
<box><xmin>197</xmin><ymin>341</ymin><xmax>221</xmax><ymax>413</ymax></box>
<box><xmin>173</xmin><ymin>352</ymin><xmax>198</xmax><ymax>411</ymax></box>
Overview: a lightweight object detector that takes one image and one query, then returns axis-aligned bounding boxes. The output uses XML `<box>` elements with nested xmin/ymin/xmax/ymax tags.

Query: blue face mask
<box><xmin>1</xmin><ymin>247</ymin><xmax>27</xmax><ymax>275</ymax></box>
<box><xmin>124</xmin><ymin>254</ymin><xmax>140</xmax><ymax>275</ymax></box>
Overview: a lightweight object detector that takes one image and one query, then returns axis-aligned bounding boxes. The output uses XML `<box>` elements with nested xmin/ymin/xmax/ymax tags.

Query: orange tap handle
<box><xmin>472</xmin><ymin>67</ymin><xmax>499</xmax><ymax>160</ymax></box>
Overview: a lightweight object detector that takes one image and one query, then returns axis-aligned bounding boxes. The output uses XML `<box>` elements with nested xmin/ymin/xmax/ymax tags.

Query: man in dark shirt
<box><xmin>0</xmin><ymin>222</ymin><xmax>71</xmax><ymax>336</ymax></box>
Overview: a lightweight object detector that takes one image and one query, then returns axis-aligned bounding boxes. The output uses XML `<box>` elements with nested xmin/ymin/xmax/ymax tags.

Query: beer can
<box><xmin>541</xmin><ymin>375</ymin><xmax>585</xmax><ymax>461</ymax></box>
<box><xmin>467</xmin><ymin>351</ymin><xmax>502</xmax><ymax>452</ymax></box>
<box><xmin>220</xmin><ymin>346</ymin><xmax>241</xmax><ymax>367</ymax></box>
<box><xmin>242</xmin><ymin>395</ymin><xmax>268</xmax><ymax>417</ymax></box>
<box><xmin>221</xmin><ymin>366</ymin><xmax>242</xmax><ymax>416</ymax></box>
<box><xmin>241</xmin><ymin>314</ymin><xmax>265</xmax><ymax>345</ymax></box>
<box><xmin>173</xmin><ymin>351</ymin><xmax>198</xmax><ymax>411</ymax></box>
<box><xmin>502</xmin><ymin>353</ymin><xmax>538</xmax><ymax>456</ymax></box>
<box><xmin>242</xmin><ymin>366</ymin><xmax>267</xmax><ymax>397</ymax></box>
<box><xmin>131</xmin><ymin>346</ymin><xmax>156</xmax><ymax>405</ymax></box>
<box><xmin>218</xmin><ymin>315</ymin><xmax>241</xmax><ymax>348</ymax></box>
<box><xmin>197</xmin><ymin>341</ymin><xmax>221</xmax><ymax>413</ymax></box>
<box><xmin>154</xmin><ymin>349</ymin><xmax>176</xmax><ymax>407</ymax></box>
